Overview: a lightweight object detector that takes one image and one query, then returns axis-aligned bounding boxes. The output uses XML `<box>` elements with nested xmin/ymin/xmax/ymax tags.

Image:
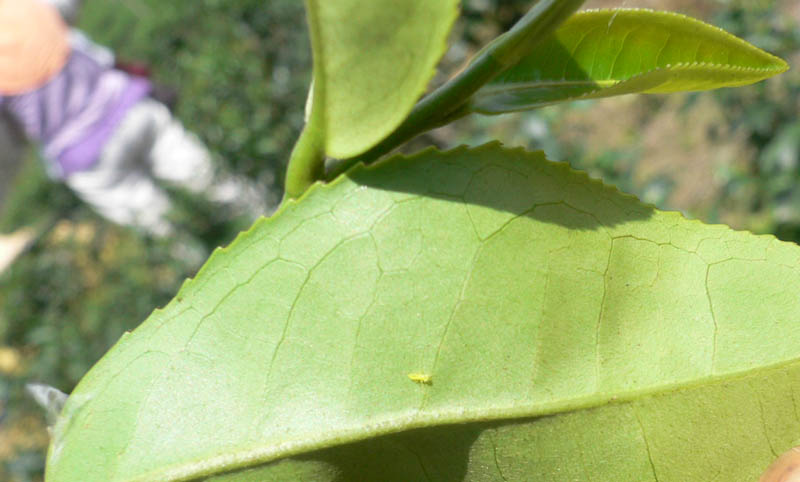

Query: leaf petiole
<box><xmin>324</xmin><ymin>0</ymin><xmax>586</xmax><ymax>181</ymax></box>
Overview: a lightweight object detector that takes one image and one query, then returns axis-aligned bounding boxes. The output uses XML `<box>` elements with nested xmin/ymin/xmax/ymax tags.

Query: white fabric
<box><xmin>69</xmin><ymin>29</ymin><xmax>113</xmax><ymax>67</ymax></box>
<box><xmin>65</xmin><ymin>99</ymin><xmax>213</xmax><ymax>236</ymax></box>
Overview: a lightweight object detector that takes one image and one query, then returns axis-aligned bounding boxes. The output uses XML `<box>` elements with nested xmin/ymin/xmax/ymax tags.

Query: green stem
<box><xmin>325</xmin><ymin>66</ymin><xmax>494</xmax><ymax>180</ymax></box>
<box><xmin>283</xmin><ymin>0</ymin><xmax>326</xmax><ymax>201</ymax></box>
<box><xmin>283</xmin><ymin>122</ymin><xmax>325</xmax><ymax>201</ymax></box>
<box><xmin>325</xmin><ymin>0</ymin><xmax>586</xmax><ymax>181</ymax></box>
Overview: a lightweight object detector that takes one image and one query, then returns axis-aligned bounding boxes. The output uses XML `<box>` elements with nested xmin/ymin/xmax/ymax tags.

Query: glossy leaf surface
<box><xmin>48</xmin><ymin>145</ymin><xmax>800</xmax><ymax>480</ymax></box>
<box><xmin>304</xmin><ymin>0</ymin><xmax>458</xmax><ymax>158</ymax></box>
<box><xmin>472</xmin><ymin>9</ymin><xmax>789</xmax><ymax>114</ymax></box>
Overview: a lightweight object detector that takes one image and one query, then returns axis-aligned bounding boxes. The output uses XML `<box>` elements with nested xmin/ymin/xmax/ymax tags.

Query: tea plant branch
<box><xmin>324</xmin><ymin>0</ymin><xmax>586</xmax><ymax>181</ymax></box>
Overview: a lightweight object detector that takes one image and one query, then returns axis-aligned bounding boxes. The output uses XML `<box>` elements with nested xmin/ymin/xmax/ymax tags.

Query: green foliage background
<box><xmin>0</xmin><ymin>0</ymin><xmax>797</xmax><ymax>480</ymax></box>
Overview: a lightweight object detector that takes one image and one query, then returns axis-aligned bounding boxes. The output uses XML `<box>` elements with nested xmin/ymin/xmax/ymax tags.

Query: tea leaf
<box><xmin>304</xmin><ymin>0</ymin><xmax>459</xmax><ymax>159</ymax></box>
<box><xmin>47</xmin><ymin>145</ymin><xmax>800</xmax><ymax>480</ymax></box>
<box><xmin>472</xmin><ymin>9</ymin><xmax>789</xmax><ymax>114</ymax></box>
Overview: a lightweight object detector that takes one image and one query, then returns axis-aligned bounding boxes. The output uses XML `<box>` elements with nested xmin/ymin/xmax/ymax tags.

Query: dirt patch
<box><xmin>554</xmin><ymin>92</ymin><xmax>752</xmax><ymax>216</ymax></box>
<box><xmin>638</xmin><ymin>94</ymin><xmax>753</xmax><ymax>212</ymax></box>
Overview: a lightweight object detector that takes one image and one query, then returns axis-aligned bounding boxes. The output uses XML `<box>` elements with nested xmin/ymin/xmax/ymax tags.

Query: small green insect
<box><xmin>407</xmin><ymin>373</ymin><xmax>432</xmax><ymax>385</ymax></box>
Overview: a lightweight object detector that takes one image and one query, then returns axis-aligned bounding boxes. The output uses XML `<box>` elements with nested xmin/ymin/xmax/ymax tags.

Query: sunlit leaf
<box><xmin>46</xmin><ymin>145</ymin><xmax>800</xmax><ymax>481</ymax></box>
<box><xmin>304</xmin><ymin>0</ymin><xmax>459</xmax><ymax>159</ymax></box>
<box><xmin>472</xmin><ymin>9</ymin><xmax>789</xmax><ymax>114</ymax></box>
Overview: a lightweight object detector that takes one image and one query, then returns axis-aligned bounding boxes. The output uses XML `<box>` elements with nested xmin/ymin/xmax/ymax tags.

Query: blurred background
<box><xmin>0</xmin><ymin>0</ymin><xmax>798</xmax><ymax>479</ymax></box>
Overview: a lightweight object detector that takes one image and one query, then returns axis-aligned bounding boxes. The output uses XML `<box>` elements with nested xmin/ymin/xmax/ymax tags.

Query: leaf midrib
<box><xmin>132</xmin><ymin>354</ymin><xmax>800</xmax><ymax>482</ymax></box>
<box><xmin>480</xmin><ymin>61</ymin><xmax>787</xmax><ymax>95</ymax></box>
<box><xmin>480</xmin><ymin>79</ymin><xmax>619</xmax><ymax>93</ymax></box>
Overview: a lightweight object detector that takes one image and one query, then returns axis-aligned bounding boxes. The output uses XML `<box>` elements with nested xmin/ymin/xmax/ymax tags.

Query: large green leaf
<box><xmin>471</xmin><ymin>9</ymin><xmax>789</xmax><ymax>114</ymax></box>
<box><xmin>304</xmin><ymin>0</ymin><xmax>459</xmax><ymax>159</ymax></box>
<box><xmin>47</xmin><ymin>145</ymin><xmax>800</xmax><ymax>481</ymax></box>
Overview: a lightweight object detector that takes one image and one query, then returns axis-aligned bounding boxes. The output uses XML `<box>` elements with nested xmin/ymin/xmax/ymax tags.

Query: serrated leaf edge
<box><xmin>320</xmin><ymin>2</ymin><xmax>460</xmax><ymax>159</ymax></box>
<box><xmin>127</xmin><ymin>143</ymin><xmax>800</xmax><ymax>481</ymax></box>
<box><xmin>473</xmin><ymin>8</ymin><xmax>789</xmax><ymax>113</ymax></box>
<box><xmin>578</xmin><ymin>8</ymin><xmax>788</xmax><ymax>69</ymax></box>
